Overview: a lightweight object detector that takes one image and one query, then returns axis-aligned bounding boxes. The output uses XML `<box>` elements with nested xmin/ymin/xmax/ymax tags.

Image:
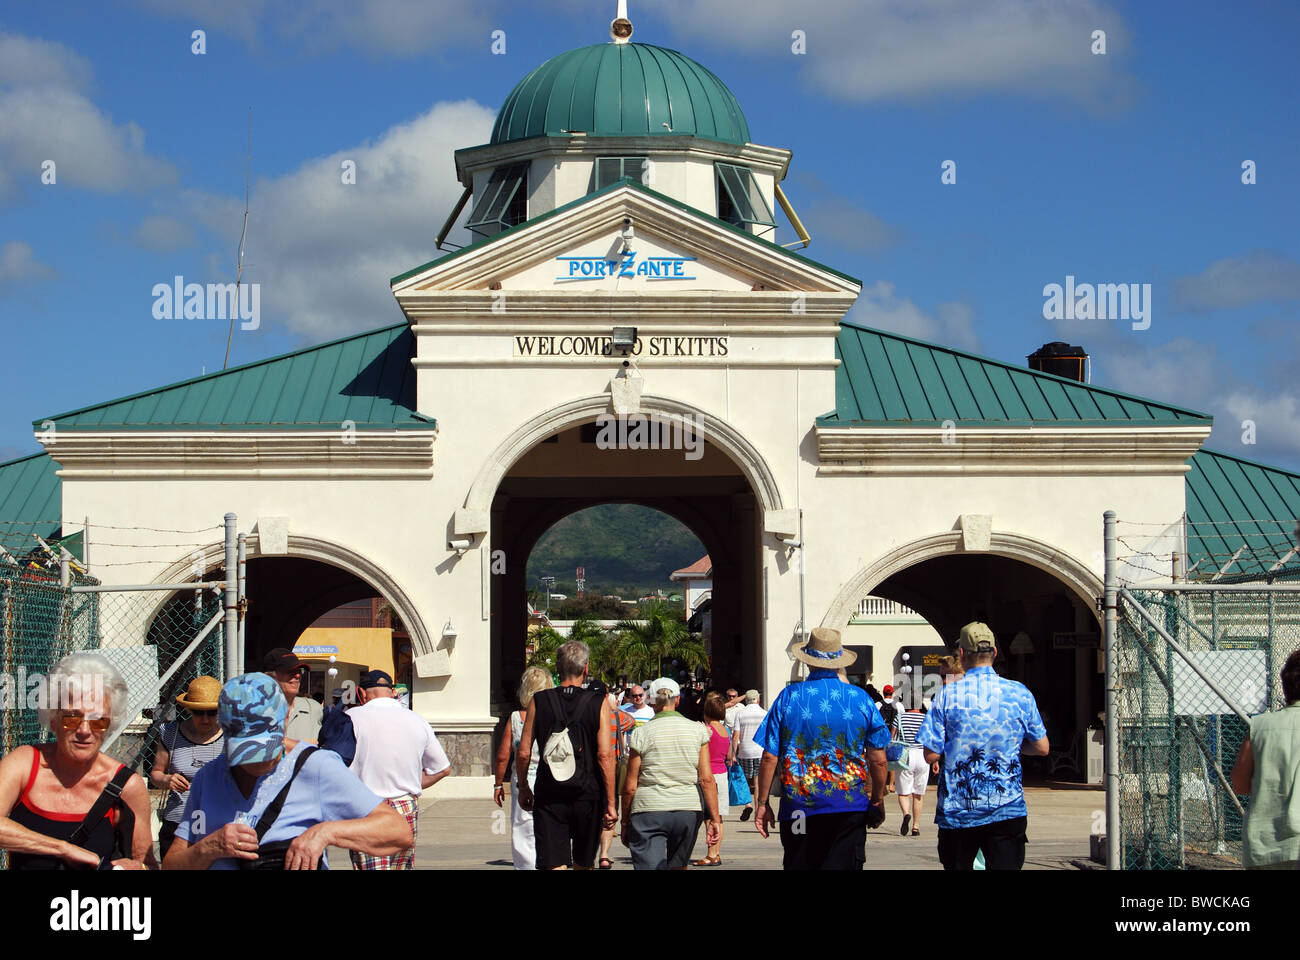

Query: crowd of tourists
<box><xmin>7</xmin><ymin>624</ymin><xmax>1300</xmax><ymax>871</ymax></box>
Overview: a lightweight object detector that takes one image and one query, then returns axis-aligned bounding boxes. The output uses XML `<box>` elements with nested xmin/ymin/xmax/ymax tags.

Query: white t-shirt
<box><xmin>621</xmin><ymin>704</ymin><xmax>655</xmax><ymax>725</ymax></box>
<box><xmin>348</xmin><ymin>697</ymin><xmax>451</xmax><ymax>798</ymax></box>
<box><xmin>734</xmin><ymin>703</ymin><xmax>768</xmax><ymax>759</ymax></box>
<box><xmin>724</xmin><ymin>704</ymin><xmax>742</xmax><ymax>729</ymax></box>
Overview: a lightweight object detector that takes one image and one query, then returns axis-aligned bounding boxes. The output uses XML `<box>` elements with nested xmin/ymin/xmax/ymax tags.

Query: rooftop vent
<box><xmin>1028</xmin><ymin>342</ymin><xmax>1088</xmax><ymax>383</ymax></box>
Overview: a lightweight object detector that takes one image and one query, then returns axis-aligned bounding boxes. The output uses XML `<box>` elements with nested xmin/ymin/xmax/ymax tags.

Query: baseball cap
<box><xmin>360</xmin><ymin>669</ymin><xmax>393</xmax><ymax>689</ymax></box>
<box><xmin>262</xmin><ymin>647</ymin><xmax>303</xmax><ymax>672</ymax></box>
<box><xmin>957</xmin><ymin>622</ymin><xmax>996</xmax><ymax>653</ymax></box>
<box><xmin>649</xmin><ymin>677</ymin><xmax>680</xmax><ymax>700</ymax></box>
<box><xmin>883</xmin><ymin>685</ymin><xmax>895</xmax><ymax>697</ymax></box>
<box><xmin>219</xmin><ymin>673</ymin><xmax>288</xmax><ymax>765</ymax></box>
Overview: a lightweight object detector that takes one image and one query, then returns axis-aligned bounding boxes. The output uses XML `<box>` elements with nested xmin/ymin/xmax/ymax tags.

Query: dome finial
<box><xmin>610</xmin><ymin>0</ymin><xmax>633</xmax><ymax>43</ymax></box>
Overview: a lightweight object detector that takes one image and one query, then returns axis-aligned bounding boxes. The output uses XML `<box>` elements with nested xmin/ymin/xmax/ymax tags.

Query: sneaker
<box><xmin>900</xmin><ymin>814</ymin><xmax>911</xmax><ymax>836</ymax></box>
<box><xmin>740</xmin><ymin>806</ymin><xmax>752</xmax><ymax>822</ymax></box>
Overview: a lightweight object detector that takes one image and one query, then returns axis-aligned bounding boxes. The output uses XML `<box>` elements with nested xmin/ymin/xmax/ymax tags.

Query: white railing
<box><xmin>854</xmin><ymin>596</ymin><xmax>920</xmax><ymax>618</ymax></box>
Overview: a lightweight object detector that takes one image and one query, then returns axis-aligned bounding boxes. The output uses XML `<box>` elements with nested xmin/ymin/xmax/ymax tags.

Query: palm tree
<box><xmin>566</xmin><ymin>616</ymin><xmax>617</xmax><ymax>683</ymax></box>
<box><xmin>525</xmin><ymin>625</ymin><xmax>566</xmax><ymax>675</ymax></box>
<box><xmin>610</xmin><ymin>601</ymin><xmax>709</xmax><ymax>681</ymax></box>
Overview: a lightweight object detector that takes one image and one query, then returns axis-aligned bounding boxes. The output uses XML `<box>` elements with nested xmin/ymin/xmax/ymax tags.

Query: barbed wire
<box><xmin>1120</xmin><ymin>517</ymin><xmax>1297</xmax><ymax>528</ymax></box>
<box><xmin>0</xmin><ymin>520</ymin><xmax>223</xmax><ymax>534</ymax></box>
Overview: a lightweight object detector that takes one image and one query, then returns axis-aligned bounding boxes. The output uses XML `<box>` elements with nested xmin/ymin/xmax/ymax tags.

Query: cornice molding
<box><xmin>453</xmin><ymin>136</ymin><xmax>793</xmax><ymax>185</ymax></box>
<box><xmin>44</xmin><ymin>431</ymin><xmax>437</xmax><ymax>479</ymax></box>
<box><xmin>816</xmin><ymin>425</ymin><xmax>1212</xmax><ymax>476</ymax></box>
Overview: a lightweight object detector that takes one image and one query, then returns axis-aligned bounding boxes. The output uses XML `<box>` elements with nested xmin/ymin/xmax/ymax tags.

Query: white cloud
<box><xmin>1218</xmin><ymin>391</ymin><xmax>1300</xmax><ymax>460</ymax></box>
<box><xmin>0</xmin><ymin>30</ymin><xmax>93</xmax><ymax>91</ymax></box>
<box><xmin>180</xmin><ymin>99</ymin><xmax>494</xmax><ymax>339</ymax></box>
<box><xmin>133</xmin><ymin>0</ymin><xmax>502</xmax><ymax>56</ymax></box>
<box><xmin>0</xmin><ymin>241</ymin><xmax>55</xmax><ymax>287</ymax></box>
<box><xmin>1172</xmin><ymin>250</ymin><xmax>1300</xmax><ymax>312</ymax></box>
<box><xmin>130</xmin><ymin>215</ymin><xmax>197</xmax><ymax>251</ymax></box>
<box><xmin>624</xmin><ymin>0</ymin><xmax>1137</xmax><ymax>108</ymax></box>
<box><xmin>0</xmin><ymin>29</ymin><xmax>174</xmax><ymax>206</ymax></box>
<box><xmin>846</xmin><ymin>281</ymin><xmax>982</xmax><ymax>352</ymax></box>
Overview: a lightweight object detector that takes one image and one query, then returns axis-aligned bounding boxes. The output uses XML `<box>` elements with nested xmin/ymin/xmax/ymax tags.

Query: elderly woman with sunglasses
<box><xmin>0</xmin><ymin>652</ymin><xmax>157</xmax><ymax>870</ymax></box>
<box><xmin>150</xmin><ymin>676</ymin><xmax>225</xmax><ymax>859</ymax></box>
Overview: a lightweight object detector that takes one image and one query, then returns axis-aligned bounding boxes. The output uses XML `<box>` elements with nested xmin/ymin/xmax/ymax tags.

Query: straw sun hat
<box><xmin>789</xmin><ymin>627</ymin><xmax>857</xmax><ymax>669</ymax></box>
<box><xmin>175</xmin><ymin>675</ymin><xmax>222</xmax><ymax>711</ymax></box>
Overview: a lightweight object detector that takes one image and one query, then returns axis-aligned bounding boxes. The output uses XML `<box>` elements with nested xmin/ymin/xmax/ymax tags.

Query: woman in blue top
<box><xmin>162</xmin><ymin>673</ymin><xmax>411</xmax><ymax>870</ymax></box>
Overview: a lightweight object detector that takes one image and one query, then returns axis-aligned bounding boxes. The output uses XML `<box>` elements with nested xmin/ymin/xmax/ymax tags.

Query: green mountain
<box><xmin>526</xmin><ymin>504</ymin><xmax>704</xmax><ymax>597</ymax></box>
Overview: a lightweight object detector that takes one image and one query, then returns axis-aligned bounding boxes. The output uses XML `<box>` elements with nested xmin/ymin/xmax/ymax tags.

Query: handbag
<box><xmin>886</xmin><ymin>718</ymin><xmax>911</xmax><ymax>773</ymax></box>
<box><xmin>238</xmin><ymin>746</ymin><xmax>324</xmax><ymax>871</ymax></box>
<box><xmin>727</xmin><ymin>761</ymin><xmax>751</xmax><ymax>806</ymax></box>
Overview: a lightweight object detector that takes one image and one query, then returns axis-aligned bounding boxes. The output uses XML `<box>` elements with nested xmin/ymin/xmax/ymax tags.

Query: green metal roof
<box><xmin>36</xmin><ymin>324</ymin><xmax>433</xmax><ymax>431</ymax></box>
<box><xmin>0</xmin><ymin>452</ymin><xmax>63</xmax><ymax>556</ymax></box>
<box><xmin>393</xmin><ymin>176</ymin><xmax>861</xmax><ymax>288</ymax></box>
<box><xmin>491</xmin><ymin>42</ymin><xmax>750</xmax><ymax>146</ymax></box>
<box><xmin>819</xmin><ymin>322</ymin><xmax>1215</xmax><ymax>427</ymax></box>
<box><xmin>1185</xmin><ymin>448</ymin><xmax>1300</xmax><ymax>581</ymax></box>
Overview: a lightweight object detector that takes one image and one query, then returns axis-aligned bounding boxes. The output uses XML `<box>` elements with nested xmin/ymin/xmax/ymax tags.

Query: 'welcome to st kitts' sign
<box><xmin>513</xmin><ymin>333</ymin><xmax>729</xmax><ymax>357</ymax></box>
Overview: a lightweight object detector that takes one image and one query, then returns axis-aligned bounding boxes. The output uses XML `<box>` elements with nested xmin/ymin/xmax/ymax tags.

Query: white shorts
<box><xmin>712</xmin><ymin>772</ymin><xmax>730</xmax><ymax>818</ymax></box>
<box><xmin>896</xmin><ymin>747</ymin><xmax>930</xmax><ymax>795</ymax></box>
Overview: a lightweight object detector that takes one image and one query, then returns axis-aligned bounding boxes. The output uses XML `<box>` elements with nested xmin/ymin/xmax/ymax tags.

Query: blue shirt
<box><xmin>753</xmin><ymin>670</ymin><xmax>892</xmax><ymax>820</ymax></box>
<box><xmin>176</xmin><ymin>741</ymin><xmax>382</xmax><ymax>869</ymax></box>
<box><xmin>915</xmin><ymin>666</ymin><xmax>1047</xmax><ymax>829</ymax></box>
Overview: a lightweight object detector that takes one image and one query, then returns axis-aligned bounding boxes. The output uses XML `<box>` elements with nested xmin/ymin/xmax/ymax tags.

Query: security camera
<box><xmin>448</xmin><ymin>537</ymin><xmax>472</xmax><ymax>555</ymax></box>
<box><xmin>774</xmin><ymin>531</ymin><xmax>802</xmax><ymax>548</ymax></box>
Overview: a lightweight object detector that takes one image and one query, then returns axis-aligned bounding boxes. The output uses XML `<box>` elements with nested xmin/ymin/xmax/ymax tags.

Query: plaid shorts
<box><xmin>350</xmin><ymin>794</ymin><xmax>418</xmax><ymax>870</ymax></box>
<box><xmin>740</xmin><ymin>757</ymin><xmax>761</xmax><ymax>783</ymax></box>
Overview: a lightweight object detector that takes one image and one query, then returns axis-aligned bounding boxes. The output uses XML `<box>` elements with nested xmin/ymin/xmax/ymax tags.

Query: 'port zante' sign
<box><xmin>555</xmin><ymin>252</ymin><xmax>696</xmax><ymax>281</ymax></box>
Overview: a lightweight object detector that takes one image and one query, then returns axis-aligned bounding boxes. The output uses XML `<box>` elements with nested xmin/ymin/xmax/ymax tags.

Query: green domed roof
<box><xmin>490</xmin><ymin>42</ymin><xmax>751</xmax><ymax>146</ymax></box>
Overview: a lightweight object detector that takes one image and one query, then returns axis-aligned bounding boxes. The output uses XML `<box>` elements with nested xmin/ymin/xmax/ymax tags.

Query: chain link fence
<box><xmin>1</xmin><ymin>562</ymin><xmax>226</xmax><ymax>771</ymax></box>
<box><xmin>1115</xmin><ymin>586</ymin><xmax>1300</xmax><ymax>868</ymax></box>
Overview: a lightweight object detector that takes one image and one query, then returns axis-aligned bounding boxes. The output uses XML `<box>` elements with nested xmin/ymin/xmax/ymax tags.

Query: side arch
<box><xmin>462</xmin><ymin>393</ymin><xmax>786</xmax><ymax>514</ymax></box>
<box><xmin>820</xmin><ymin>530</ymin><xmax>1102</xmax><ymax>632</ymax></box>
<box><xmin>150</xmin><ymin>533</ymin><xmax>433</xmax><ymax>658</ymax></box>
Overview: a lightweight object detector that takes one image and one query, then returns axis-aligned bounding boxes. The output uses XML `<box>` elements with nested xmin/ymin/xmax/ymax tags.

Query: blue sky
<box><xmin>2</xmin><ymin>0</ymin><xmax>1298</xmax><ymax>471</ymax></box>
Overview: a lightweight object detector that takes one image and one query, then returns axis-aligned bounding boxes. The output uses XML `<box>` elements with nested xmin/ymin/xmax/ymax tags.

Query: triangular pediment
<box><xmin>391</xmin><ymin>182</ymin><xmax>861</xmax><ymax>298</ymax></box>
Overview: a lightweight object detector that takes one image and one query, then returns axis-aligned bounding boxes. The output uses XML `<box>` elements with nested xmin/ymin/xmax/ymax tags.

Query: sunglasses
<box><xmin>59</xmin><ymin>713</ymin><xmax>111</xmax><ymax>733</ymax></box>
<box><xmin>191</xmin><ymin>709</ymin><xmax>217</xmax><ymax>717</ymax></box>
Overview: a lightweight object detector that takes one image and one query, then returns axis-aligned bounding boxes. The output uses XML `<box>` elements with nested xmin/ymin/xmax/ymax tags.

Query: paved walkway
<box><xmin>333</xmin><ymin>785</ymin><xmax>1102</xmax><ymax>870</ymax></box>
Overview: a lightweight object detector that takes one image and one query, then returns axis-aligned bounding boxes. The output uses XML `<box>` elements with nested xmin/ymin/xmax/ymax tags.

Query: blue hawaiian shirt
<box><xmin>915</xmin><ymin>666</ymin><xmax>1047</xmax><ymax>829</ymax></box>
<box><xmin>753</xmin><ymin>670</ymin><xmax>891</xmax><ymax>821</ymax></box>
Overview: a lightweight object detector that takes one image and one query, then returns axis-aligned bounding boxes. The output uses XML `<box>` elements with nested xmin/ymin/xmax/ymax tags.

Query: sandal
<box><xmin>692</xmin><ymin>856</ymin><xmax>722</xmax><ymax>867</ymax></box>
<box><xmin>911</xmin><ymin>829</ymin><xmax>920</xmax><ymax>837</ymax></box>
<box><xmin>599</xmin><ymin>858</ymin><xmax>613</xmax><ymax>869</ymax></box>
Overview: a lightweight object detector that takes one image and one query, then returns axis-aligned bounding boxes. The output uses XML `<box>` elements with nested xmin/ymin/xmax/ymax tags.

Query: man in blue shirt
<box><xmin>917</xmin><ymin>622</ymin><xmax>1050</xmax><ymax>870</ymax></box>
<box><xmin>752</xmin><ymin>628</ymin><xmax>890</xmax><ymax>869</ymax></box>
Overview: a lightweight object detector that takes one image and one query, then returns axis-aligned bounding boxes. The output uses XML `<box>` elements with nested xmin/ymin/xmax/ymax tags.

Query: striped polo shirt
<box><xmin>627</xmin><ymin>711</ymin><xmax>710</xmax><ymax>814</ymax></box>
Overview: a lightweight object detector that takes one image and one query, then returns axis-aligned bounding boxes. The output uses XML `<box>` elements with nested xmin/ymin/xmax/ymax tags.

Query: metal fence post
<box><xmin>237</xmin><ymin>532</ymin><xmax>247</xmax><ymax>671</ymax></box>
<box><xmin>224</xmin><ymin>513</ymin><xmax>239</xmax><ymax>680</ymax></box>
<box><xmin>1104</xmin><ymin>510</ymin><xmax>1120</xmax><ymax>870</ymax></box>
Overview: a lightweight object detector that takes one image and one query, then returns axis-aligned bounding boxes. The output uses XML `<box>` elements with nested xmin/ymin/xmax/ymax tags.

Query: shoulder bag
<box><xmin>238</xmin><ymin>746</ymin><xmax>323</xmax><ymax>870</ymax></box>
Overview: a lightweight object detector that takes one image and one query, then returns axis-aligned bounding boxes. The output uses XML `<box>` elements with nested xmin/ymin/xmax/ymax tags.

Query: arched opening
<box><xmin>148</xmin><ymin>538</ymin><xmax>429</xmax><ymax>699</ymax></box>
<box><xmin>488</xmin><ymin>417</ymin><xmax>767</xmax><ymax>711</ymax></box>
<box><xmin>824</xmin><ymin>537</ymin><xmax>1104</xmax><ymax>782</ymax></box>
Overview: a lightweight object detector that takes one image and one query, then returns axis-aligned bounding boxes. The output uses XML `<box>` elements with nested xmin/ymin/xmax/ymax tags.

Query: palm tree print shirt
<box><xmin>753</xmin><ymin>670</ymin><xmax>891</xmax><ymax>821</ymax></box>
<box><xmin>915</xmin><ymin>666</ymin><xmax>1046</xmax><ymax>829</ymax></box>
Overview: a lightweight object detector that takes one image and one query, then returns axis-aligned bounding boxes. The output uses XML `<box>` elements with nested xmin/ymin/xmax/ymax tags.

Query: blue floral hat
<box><xmin>218</xmin><ymin>673</ymin><xmax>287</xmax><ymax>765</ymax></box>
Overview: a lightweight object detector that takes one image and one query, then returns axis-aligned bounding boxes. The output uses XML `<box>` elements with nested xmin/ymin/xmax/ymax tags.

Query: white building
<box><xmin>10</xmin><ymin>12</ymin><xmax>1275</xmax><ymax>793</ymax></box>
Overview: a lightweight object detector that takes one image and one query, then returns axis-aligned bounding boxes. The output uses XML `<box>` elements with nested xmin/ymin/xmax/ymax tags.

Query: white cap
<box><xmin>649</xmin><ymin>677</ymin><xmax>680</xmax><ymax>699</ymax></box>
